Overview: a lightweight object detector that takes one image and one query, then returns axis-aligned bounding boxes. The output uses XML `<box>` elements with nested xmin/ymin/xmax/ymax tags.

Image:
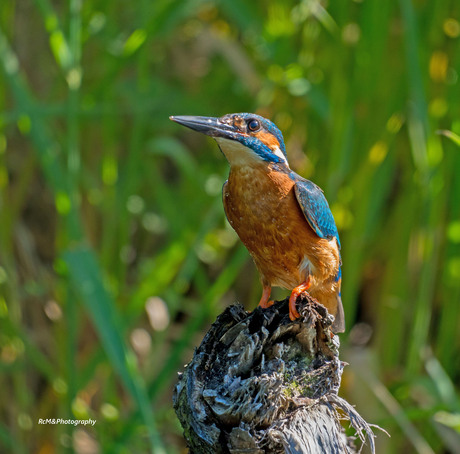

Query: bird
<box><xmin>170</xmin><ymin>113</ymin><xmax>344</xmax><ymax>333</ymax></box>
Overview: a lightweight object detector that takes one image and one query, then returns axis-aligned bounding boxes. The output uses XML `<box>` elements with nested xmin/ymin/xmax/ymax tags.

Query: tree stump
<box><xmin>173</xmin><ymin>295</ymin><xmax>377</xmax><ymax>453</ymax></box>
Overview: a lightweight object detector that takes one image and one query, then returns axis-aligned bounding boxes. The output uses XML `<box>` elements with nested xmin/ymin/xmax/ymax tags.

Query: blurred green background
<box><xmin>1</xmin><ymin>0</ymin><xmax>460</xmax><ymax>452</ymax></box>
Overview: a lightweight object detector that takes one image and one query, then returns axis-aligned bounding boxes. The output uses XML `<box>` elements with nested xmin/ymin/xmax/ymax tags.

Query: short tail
<box><xmin>332</xmin><ymin>294</ymin><xmax>345</xmax><ymax>333</ymax></box>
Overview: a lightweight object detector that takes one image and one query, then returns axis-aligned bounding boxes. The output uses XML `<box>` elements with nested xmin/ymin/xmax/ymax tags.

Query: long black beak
<box><xmin>169</xmin><ymin>115</ymin><xmax>237</xmax><ymax>139</ymax></box>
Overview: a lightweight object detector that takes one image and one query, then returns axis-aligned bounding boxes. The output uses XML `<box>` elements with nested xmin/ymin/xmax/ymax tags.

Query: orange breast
<box><xmin>223</xmin><ymin>164</ymin><xmax>340</xmax><ymax>302</ymax></box>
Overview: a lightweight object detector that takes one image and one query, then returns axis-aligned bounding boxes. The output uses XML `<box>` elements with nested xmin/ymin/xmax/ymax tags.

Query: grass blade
<box><xmin>64</xmin><ymin>245</ymin><xmax>166</xmax><ymax>454</ymax></box>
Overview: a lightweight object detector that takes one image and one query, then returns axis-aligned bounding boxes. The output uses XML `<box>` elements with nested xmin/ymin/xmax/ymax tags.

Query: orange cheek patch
<box><xmin>255</xmin><ymin>131</ymin><xmax>280</xmax><ymax>150</ymax></box>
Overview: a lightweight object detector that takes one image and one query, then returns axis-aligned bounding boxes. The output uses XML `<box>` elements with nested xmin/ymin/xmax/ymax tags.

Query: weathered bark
<box><xmin>173</xmin><ymin>295</ymin><xmax>377</xmax><ymax>453</ymax></box>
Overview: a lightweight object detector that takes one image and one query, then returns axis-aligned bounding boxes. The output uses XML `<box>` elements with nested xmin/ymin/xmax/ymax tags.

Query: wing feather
<box><xmin>293</xmin><ymin>178</ymin><xmax>340</xmax><ymax>248</ymax></box>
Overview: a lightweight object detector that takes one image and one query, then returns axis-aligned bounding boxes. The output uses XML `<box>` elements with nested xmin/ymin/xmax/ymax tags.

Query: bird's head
<box><xmin>170</xmin><ymin>113</ymin><xmax>288</xmax><ymax>167</ymax></box>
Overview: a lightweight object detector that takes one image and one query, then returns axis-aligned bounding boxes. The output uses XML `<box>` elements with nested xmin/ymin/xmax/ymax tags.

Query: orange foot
<box><xmin>258</xmin><ymin>285</ymin><xmax>274</xmax><ymax>309</ymax></box>
<box><xmin>289</xmin><ymin>279</ymin><xmax>311</xmax><ymax>321</ymax></box>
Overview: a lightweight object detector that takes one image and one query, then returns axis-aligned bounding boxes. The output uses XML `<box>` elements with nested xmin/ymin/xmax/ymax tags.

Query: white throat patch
<box><xmin>215</xmin><ymin>137</ymin><xmax>262</xmax><ymax>166</ymax></box>
<box><xmin>215</xmin><ymin>137</ymin><xmax>288</xmax><ymax>166</ymax></box>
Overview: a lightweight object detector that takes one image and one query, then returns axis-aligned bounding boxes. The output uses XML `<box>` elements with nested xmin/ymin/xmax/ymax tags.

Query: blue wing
<box><xmin>293</xmin><ymin>177</ymin><xmax>341</xmax><ymax>248</ymax></box>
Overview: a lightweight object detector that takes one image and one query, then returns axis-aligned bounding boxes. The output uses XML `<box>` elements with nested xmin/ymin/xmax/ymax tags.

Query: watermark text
<box><xmin>38</xmin><ymin>418</ymin><xmax>96</xmax><ymax>426</ymax></box>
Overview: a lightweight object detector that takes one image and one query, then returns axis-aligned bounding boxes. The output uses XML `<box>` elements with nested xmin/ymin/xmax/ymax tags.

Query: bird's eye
<box><xmin>247</xmin><ymin>119</ymin><xmax>260</xmax><ymax>131</ymax></box>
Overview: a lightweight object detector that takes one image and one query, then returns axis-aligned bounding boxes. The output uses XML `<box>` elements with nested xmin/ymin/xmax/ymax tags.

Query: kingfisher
<box><xmin>170</xmin><ymin>113</ymin><xmax>345</xmax><ymax>333</ymax></box>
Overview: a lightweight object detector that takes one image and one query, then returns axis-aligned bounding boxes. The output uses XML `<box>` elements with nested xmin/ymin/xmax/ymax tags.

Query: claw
<box><xmin>260</xmin><ymin>299</ymin><xmax>275</xmax><ymax>309</ymax></box>
<box><xmin>258</xmin><ymin>285</ymin><xmax>274</xmax><ymax>309</ymax></box>
<box><xmin>288</xmin><ymin>279</ymin><xmax>311</xmax><ymax>320</ymax></box>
